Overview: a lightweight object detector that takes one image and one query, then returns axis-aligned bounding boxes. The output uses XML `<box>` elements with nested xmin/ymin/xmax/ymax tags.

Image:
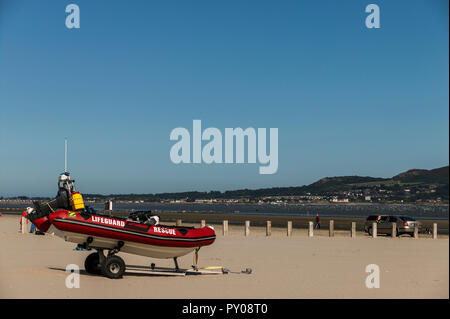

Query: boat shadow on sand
<box><xmin>47</xmin><ymin>265</ymin><xmax>197</xmax><ymax>277</ymax></box>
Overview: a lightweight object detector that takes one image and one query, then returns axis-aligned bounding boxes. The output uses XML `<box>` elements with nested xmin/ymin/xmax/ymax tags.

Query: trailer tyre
<box><xmin>102</xmin><ymin>255</ymin><xmax>125</xmax><ymax>279</ymax></box>
<box><xmin>84</xmin><ymin>252</ymin><xmax>102</xmax><ymax>275</ymax></box>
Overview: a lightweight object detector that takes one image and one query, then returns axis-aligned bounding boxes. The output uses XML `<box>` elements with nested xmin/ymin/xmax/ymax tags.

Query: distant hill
<box><xmin>79</xmin><ymin>165</ymin><xmax>448</xmax><ymax>201</ymax></box>
<box><xmin>5</xmin><ymin>166</ymin><xmax>448</xmax><ymax>203</ymax></box>
<box><xmin>308</xmin><ymin>176</ymin><xmax>389</xmax><ymax>191</ymax></box>
<box><xmin>301</xmin><ymin>166</ymin><xmax>448</xmax><ymax>194</ymax></box>
<box><xmin>393</xmin><ymin>166</ymin><xmax>449</xmax><ymax>184</ymax></box>
<box><xmin>309</xmin><ymin>166</ymin><xmax>449</xmax><ymax>191</ymax></box>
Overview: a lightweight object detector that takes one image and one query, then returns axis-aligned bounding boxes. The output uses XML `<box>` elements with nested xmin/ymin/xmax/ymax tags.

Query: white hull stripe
<box><xmin>53</xmin><ymin>218</ymin><xmax>216</xmax><ymax>242</ymax></box>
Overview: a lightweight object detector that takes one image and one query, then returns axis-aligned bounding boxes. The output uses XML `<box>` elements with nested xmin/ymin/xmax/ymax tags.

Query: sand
<box><xmin>0</xmin><ymin>215</ymin><xmax>448</xmax><ymax>298</ymax></box>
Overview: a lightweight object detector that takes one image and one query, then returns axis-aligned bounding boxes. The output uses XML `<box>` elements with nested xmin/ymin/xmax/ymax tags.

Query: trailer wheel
<box><xmin>84</xmin><ymin>252</ymin><xmax>102</xmax><ymax>275</ymax></box>
<box><xmin>102</xmin><ymin>255</ymin><xmax>125</xmax><ymax>279</ymax></box>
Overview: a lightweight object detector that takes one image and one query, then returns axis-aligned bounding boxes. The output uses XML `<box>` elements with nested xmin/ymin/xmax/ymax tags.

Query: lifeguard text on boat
<box><xmin>170</xmin><ymin>120</ymin><xmax>278</xmax><ymax>174</ymax></box>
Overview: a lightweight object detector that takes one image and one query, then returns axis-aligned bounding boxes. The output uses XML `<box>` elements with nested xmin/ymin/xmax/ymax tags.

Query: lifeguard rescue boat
<box><xmin>27</xmin><ymin>172</ymin><xmax>216</xmax><ymax>278</ymax></box>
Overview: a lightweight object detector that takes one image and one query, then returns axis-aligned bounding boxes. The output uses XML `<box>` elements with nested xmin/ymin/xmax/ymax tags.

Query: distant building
<box><xmin>331</xmin><ymin>198</ymin><xmax>349</xmax><ymax>203</ymax></box>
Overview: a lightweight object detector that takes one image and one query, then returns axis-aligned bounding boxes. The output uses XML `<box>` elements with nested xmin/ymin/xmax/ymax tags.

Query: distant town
<box><xmin>1</xmin><ymin>166</ymin><xmax>448</xmax><ymax>206</ymax></box>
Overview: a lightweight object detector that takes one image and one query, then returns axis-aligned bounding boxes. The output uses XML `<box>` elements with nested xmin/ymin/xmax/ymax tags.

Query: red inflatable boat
<box><xmin>27</xmin><ymin>172</ymin><xmax>216</xmax><ymax>278</ymax></box>
<box><xmin>45</xmin><ymin>209</ymin><xmax>215</xmax><ymax>259</ymax></box>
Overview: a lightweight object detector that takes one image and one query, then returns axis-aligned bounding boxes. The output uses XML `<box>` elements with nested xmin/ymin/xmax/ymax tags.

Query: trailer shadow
<box><xmin>47</xmin><ymin>266</ymin><xmax>189</xmax><ymax>278</ymax></box>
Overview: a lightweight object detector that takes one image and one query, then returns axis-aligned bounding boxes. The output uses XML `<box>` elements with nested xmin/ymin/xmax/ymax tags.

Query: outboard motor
<box><xmin>127</xmin><ymin>211</ymin><xmax>159</xmax><ymax>225</ymax></box>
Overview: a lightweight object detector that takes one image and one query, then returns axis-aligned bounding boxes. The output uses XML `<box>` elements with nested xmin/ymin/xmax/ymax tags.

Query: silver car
<box><xmin>368</xmin><ymin>215</ymin><xmax>422</xmax><ymax>237</ymax></box>
<box><xmin>364</xmin><ymin>215</ymin><xmax>386</xmax><ymax>233</ymax></box>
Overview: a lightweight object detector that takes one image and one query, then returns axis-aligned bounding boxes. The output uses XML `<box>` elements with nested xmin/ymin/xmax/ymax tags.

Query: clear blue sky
<box><xmin>0</xmin><ymin>0</ymin><xmax>448</xmax><ymax>196</ymax></box>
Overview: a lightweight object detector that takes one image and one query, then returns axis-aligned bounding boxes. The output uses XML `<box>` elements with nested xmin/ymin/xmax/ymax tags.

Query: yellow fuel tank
<box><xmin>70</xmin><ymin>192</ymin><xmax>85</xmax><ymax>210</ymax></box>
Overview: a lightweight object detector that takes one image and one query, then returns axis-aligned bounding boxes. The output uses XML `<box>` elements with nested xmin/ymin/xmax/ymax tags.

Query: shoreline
<box><xmin>2</xmin><ymin>200</ymin><xmax>448</xmax><ymax>222</ymax></box>
<box><xmin>2</xmin><ymin>210</ymin><xmax>448</xmax><ymax>234</ymax></box>
<box><xmin>2</xmin><ymin>201</ymin><xmax>448</xmax><ymax>207</ymax></box>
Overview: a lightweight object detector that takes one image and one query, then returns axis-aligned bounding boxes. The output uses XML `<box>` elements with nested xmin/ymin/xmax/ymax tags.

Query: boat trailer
<box><xmin>75</xmin><ymin>238</ymin><xmax>252</xmax><ymax>278</ymax></box>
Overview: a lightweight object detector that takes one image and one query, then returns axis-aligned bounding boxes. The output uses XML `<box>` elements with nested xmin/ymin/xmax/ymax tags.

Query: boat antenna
<box><xmin>64</xmin><ymin>138</ymin><xmax>68</xmax><ymax>173</ymax></box>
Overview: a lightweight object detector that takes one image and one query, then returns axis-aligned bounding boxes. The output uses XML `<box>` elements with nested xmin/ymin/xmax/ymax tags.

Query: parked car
<box><xmin>364</xmin><ymin>215</ymin><xmax>386</xmax><ymax>233</ymax></box>
<box><xmin>365</xmin><ymin>215</ymin><xmax>422</xmax><ymax>237</ymax></box>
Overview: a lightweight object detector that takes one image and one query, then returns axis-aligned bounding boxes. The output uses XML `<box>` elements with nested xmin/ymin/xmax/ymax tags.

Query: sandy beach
<box><xmin>0</xmin><ymin>215</ymin><xmax>448</xmax><ymax>299</ymax></box>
